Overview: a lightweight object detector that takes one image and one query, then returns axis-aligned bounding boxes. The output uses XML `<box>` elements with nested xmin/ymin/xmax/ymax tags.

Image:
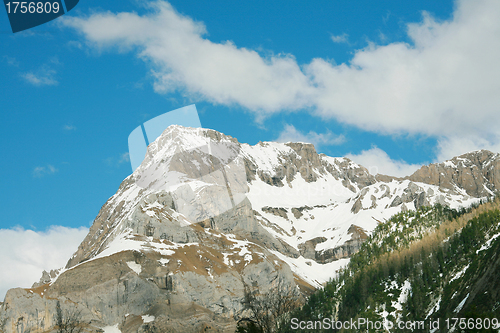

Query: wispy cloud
<box><xmin>105</xmin><ymin>152</ymin><xmax>130</xmax><ymax>167</ymax></box>
<box><xmin>330</xmin><ymin>33</ymin><xmax>349</xmax><ymax>44</ymax></box>
<box><xmin>22</xmin><ymin>67</ymin><xmax>58</xmax><ymax>86</ymax></box>
<box><xmin>3</xmin><ymin>55</ymin><xmax>20</xmax><ymax>67</ymax></box>
<box><xmin>49</xmin><ymin>56</ymin><xmax>62</xmax><ymax>66</ymax></box>
<box><xmin>33</xmin><ymin>165</ymin><xmax>58</xmax><ymax>178</ymax></box>
<box><xmin>63</xmin><ymin>0</ymin><xmax>500</xmax><ymax>158</ymax></box>
<box><xmin>382</xmin><ymin>11</ymin><xmax>391</xmax><ymax>24</ymax></box>
<box><xmin>0</xmin><ymin>226</ymin><xmax>88</xmax><ymax>300</ymax></box>
<box><xmin>378</xmin><ymin>31</ymin><xmax>388</xmax><ymax>42</ymax></box>
<box><xmin>67</xmin><ymin>40</ymin><xmax>83</xmax><ymax>49</ymax></box>
<box><xmin>63</xmin><ymin>124</ymin><xmax>77</xmax><ymax>131</ymax></box>
<box><xmin>276</xmin><ymin>124</ymin><xmax>345</xmax><ymax>149</ymax></box>
<box><xmin>119</xmin><ymin>152</ymin><xmax>130</xmax><ymax>164</ymax></box>
<box><xmin>134</xmin><ymin>81</ymin><xmax>145</xmax><ymax>89</ymax></box>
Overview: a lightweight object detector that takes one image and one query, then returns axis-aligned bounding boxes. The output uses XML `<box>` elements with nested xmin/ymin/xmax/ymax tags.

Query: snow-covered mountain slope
<box><xmin>66</xmin><ymin>126</ymin><xmax>489</xmax><ymax>285</ymax></box>
<box><xmin>294</xmin><ymin>198</ymin><xmax>500</xmax><ymax>329</ymax></box>
<box><xmin>2</xmin><ymin>125</ymin><xmax>499</xmax><ymax>333</ymax></box>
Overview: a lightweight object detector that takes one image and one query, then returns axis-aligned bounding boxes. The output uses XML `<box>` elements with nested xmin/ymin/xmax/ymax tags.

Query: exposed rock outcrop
<box><xmin>315</xmin><ymin>225</ymin><xmax>368</xmax><ymax>264</ymax></box>
<box><xmin>408</xmin><ymin>150</ymin><xmax>500</xmax><ymax>197</ymax></box>
<box><xmin>261</xmin><ymin>207</ymin><xmax>289</xmax><ymax>220</ymax></box>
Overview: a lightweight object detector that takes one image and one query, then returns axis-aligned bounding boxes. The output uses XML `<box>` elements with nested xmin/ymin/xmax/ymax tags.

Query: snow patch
<box><xmin>158</xmin><ymin>258</ymin><xmax>170</xmax><ymax>266</ymax></box>
<box><xmin>145</xmin><ymin>210</ymin><xmax>156</xmax><ymax>217</ymax></box>
<box><xmin>102</xmin><ymin>324</ymin><xmax>121</xmax><ymax>333</ymax></box>
<box><xmin>426</xmin><ymin>295</ymin><xmax>441</xmax><ymax>319</ymax></box>
<box><xmin>454</xmin><ymin>294</ymin><xmax>469</xmax><ymax>313</ymax></box>
<box><xmin>443</xmin><ymin>160</ymin><xmax>456</xmax><ymax>168</ymax></box>
<box><xmin>395</xmin><ymin>280</ymin><xmax>411</xmax><ymax>312</ymax></box>
<box><xmin>270</xmin><ymin>250</ymin><xmax>349</xmax><ymax>288</ymax></box>
<box><xmin>126</xmin><ymin>261</ymin><xmax>141</xmax><ymax>275</ymax></box>
<box><xmin>450</xmin><ymin>264</ymin><xmax>469</xmax><ymax>283</ymax></box>
<box><xmin>477</xmin><ymin>232</ymin><xmax>500</xmax><ymax>253</ymax></box>
<box><xmin>142</xmin><ymin>315</ymin><xmax>155</xmax><ymax>323</ymax></box>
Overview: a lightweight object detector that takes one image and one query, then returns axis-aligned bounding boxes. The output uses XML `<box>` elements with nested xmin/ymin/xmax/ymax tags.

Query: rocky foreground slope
<box><xmin>1</xmin><ymin>126</ymin><xmax>499</xmax><ymax>333</ymax></box>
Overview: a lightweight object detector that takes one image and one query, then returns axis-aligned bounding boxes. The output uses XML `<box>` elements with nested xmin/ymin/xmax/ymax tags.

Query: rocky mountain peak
<box><xmin>408</xmin><ymin>149</ymin><xmax>500</xmax><ymax>197</ymax></box>
<box><xmin>457</xmin><ymin>149</ymin><xmax>498</xmax><ymax>164</ymax></box>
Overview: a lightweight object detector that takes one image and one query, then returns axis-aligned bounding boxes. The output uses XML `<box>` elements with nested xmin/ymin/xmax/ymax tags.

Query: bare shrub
<box><xmin>239</xmin><ymin>276</ymin><xmax>302</xmax><ymax>333</ymax></box>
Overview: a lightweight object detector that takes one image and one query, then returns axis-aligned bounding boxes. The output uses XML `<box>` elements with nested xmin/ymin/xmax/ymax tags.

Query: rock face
<box><xmin>1</xmin><ymin>126</ymin><xmax>499</xmax><ymax>333</ymax></box>
<box><xmin>408</xmin><ymin>150</ymin><xmax>500</xmax><ymax>197</ymax></box>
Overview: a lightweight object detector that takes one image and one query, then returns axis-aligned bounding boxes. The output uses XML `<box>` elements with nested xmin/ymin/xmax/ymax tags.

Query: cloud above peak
<box><xmin>63</xmin><ymin>2</ymin><xmax>313</xmax><ymax>114</ymax></box>
<box><xmin>276</xmin><ymin>124</ymin><xmax>345</xmax><ymax>149</ymax></box>
<box><xmin>346</xmin><ymin>147</ymin><xmax>423</xmax><ymax>177</ymax></box>
<box><xmin>63</xmin><ymin>0</ymin><xmax>500</xmax><ymax>156</ymax></box>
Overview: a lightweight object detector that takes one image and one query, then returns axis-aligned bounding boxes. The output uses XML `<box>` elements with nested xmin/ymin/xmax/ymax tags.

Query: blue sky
<box><xmin>1</xmin><ymin>0</ymin><xmax>500</xmax><ymax>297</ymax></box>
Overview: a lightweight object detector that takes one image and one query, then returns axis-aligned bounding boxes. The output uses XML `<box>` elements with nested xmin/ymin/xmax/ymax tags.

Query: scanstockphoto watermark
<box><xmin>291</xmin><ymin>317</ymin><xmax>396</xmax><ymax>331</ymax></box>
<box><xmin>290</xmin><ymin>317</ymin><xmax>500</xmax><ymax>331</ymax></box>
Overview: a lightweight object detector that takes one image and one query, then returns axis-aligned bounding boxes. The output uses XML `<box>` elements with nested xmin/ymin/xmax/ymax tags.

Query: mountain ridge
<box><xmin>1</xmin><ymin>125</ymin><xmax>499</xmax><ymax>333</ymax></box>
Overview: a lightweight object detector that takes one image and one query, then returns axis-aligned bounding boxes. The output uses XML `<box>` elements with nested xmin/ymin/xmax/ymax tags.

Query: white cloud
<box><xmin>436</xmin><ymin>135</ymin><xmax>500</xmax><ymax>161</ymax></box>
<box><xmin>22</xmin><ymin>68</ymin><xmax>58</xmax><ymax>86</ymax></box>
<box><xmin>119</xmin><ymin>152</ymin><xmax>130</xmax><ymax>164</ymax></box>
<box><xmin>63</xmin><ymin>124</ymin><xmax>77</xmax><ymax>131</ymax></box>
<box><xmin>0</xmin><ymin>226</ymin><xmax>88</xmax><ymax>301</ymax></box>
<box><xmin>331</xmin><ymin>33</ymin><xmax>349</xmax><ymax>44</ymax></box>
<box><xmin>3</xmin><ymin>55</ymin><xmax>20</xmax><ymax>67</ymax></box>
<box><xmin>67</xmin><ymin>40</ymin><xmax>83</xmax><ymax>49</ymax></box>
<box><xmin>382</xmin><ymin>11</ymin><xmax>391</xmax><ymax>24</ymax></box>
<box><xmin>275</xmin><ymin>124</ymin><xmax>345</xmax><ymax>149</ymax></box>
<box><xmin>105</xmin><ymin>152</ymin><xmax>131</xmax><ymax>167</ymax></box>
<box><xmin>307</xmin><ymin>2</ymin><xmax>500</xmax><ymax>139</ymax></box>
<box><xmin>346</xmin><ymin>147</ymin><xmax>423</xmax><ymax>177</ymax></box>
<box><xmin>63</xmin><ymin>0</ymin><xmax>500</xmax><ymax>158</ymax></box>
<box><xmin>62</xmin><ymin>3</ymin><xmax>313</xmax><ymax>114</ymax></box>
<box><xmin>378</xmin><ymin>31</ymin><xmax>388</xmax><ymax>42</ymax></box>
<box><xmin>33</xmin><ymin>165</ymin><xmax>58</xmax><ymax>178</ymax></box>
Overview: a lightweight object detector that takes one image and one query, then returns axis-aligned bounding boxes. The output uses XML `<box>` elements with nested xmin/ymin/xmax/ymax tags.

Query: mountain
<box><xmin>1</xmin><ymin>126</ymin><xmax>499</xmax><ymax>333</ymax></box>
<box><xmin>407</xmin><ymin>149</ymin><xmax>500</xmax><ymax>197</ymax></box>
<box><xmin>283</xmin><ymin>198</ymin><xmax>500</xmax><ymax>333</ymax></box>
